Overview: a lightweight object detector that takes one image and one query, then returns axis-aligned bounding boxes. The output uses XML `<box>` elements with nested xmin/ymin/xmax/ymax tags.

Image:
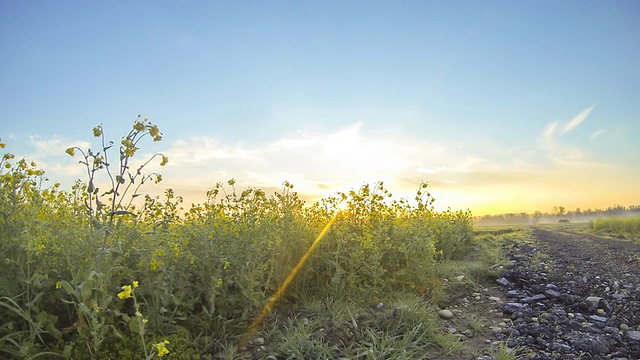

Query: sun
<box><xmin>335</xmin><ymin>199</ymin><xmax>349</xmax><ymax>213</ymax></box>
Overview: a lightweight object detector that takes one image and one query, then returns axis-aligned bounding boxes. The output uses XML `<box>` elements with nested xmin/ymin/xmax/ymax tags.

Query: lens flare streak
<box><xmin>243</xmin><ymin>211</ymin><xmax>340</xmax><ymax>340</ymax></box>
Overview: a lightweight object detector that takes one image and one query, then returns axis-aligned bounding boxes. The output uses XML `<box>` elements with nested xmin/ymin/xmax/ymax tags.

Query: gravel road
<box><xmin>495</xmin><ymin>227</ymin><xmax>640</xmax><ymax>359</ymax></box>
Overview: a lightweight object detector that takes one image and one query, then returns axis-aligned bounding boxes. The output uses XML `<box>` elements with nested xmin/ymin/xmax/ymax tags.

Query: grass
<box><xmin>254</xmin><ymin>291</ymin><xmax>460</xmax><ymax>359</ymax></box>
<box><xmin>490</xmin><ymin>341</ymin><xmax>521</xmax><ymax>360</ymax></box>
<box><xmin>467</xmin><ymin>314</ymin><xmax>485</xmax><ymax>336</ymax></box>
<box><xmin>536</xmin><ymin>217</ymin><xmax>640</xmax><ymax>242</ymax></box>
<box><xmin>536</xmin><ymin>221</ymin><xmax>591</xmax><ymax>233</ymax></box>
<box><xmin>591</xmin><ymin>216</ymin><xmax>640</xmax><ymax>241</ymax></box>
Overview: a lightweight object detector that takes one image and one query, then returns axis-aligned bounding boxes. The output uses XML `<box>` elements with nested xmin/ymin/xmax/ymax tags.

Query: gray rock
<box><xmin>588</xmin><ymin>315</ymin><xmax>608</xmax><ymax>322</ymax></box>
<box><xmin>565</xmin><ymin>334</ymin><xmax>610</xmax><ymax>355</ymax></box>
<box><xmin>438</xmin><ymin>309</ymin><xmax>454</xmax><ymax>320</ymax></box>
<box><xmin>522</xmin><ymin>294</ymin><xmax>546</xmax><ymax>303</ymax></box>
<box><xmin>550</xmin><ymin>342</ymin><xmax>572</xmax><ymax>353</ymax></box>
<box><xmin>612</xmin><ymin>293</ymin><xmax>628</xmax><ymax>300</ymax></box>
<box><xmin>504</xmin><ymin>302</ymin><xmax>528</xmax><ymax>315</ymax></box>
<box><xmin>506</xmin><ymin>289</ymin><xmax>520</xmax><ymax>297</ymax></box>
<box><xmin>544</xmin><ymin>289</ymin><xmax>562</xmax><ymax>299</ymax></box>
<box><xmin>625</xmin><ymin>331</ymin><xmax>640</xmax><ymax>341</ymax></box>
<box><xmin>586</xmin><ymin>296</ymin><xmax>602</xmax><ymax>306</ymax></box>
<box><xmin>599</xmin><ymin>298</ymin><xmax>612</xmax><ymax>312</ymax></box>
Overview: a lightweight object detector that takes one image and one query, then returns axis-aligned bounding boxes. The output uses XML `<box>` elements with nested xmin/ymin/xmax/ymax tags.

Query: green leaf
<box><xmin>102</xmin><ymin>295</ymin><xmax>113</xmax><ymax>309</ymax></box>
<box><xmin>107</xmin><ymin>210</ymin><xmax>135</xmax><ymax>217</ymax></box>
<box><xmin>60</xmin><ymin>281</ymin><xmax>78</xmax><ymax>297</ymax></box>
<box><xmin>78</xmin><ymin>302</ymin><xmax>90</xmax><ymax>315</ymax></box>
<box><xmin>91</xmin><ymin>218</ymin><xmax>102</xmax><ymax>229</ymax></box>
<box><xmin>94</xmin><ymin>226</ymin><xmax>111</xmax><ymax>239</ymax></box>
<box><xmin>80</xmin><ymin>281</ymin><xmax>93</xmax><ymax>300</ymax></box>
<box><xmin>36</xmin><ymin>310</ymin><xmax>62</xmax><ymax>338</ymax></box>
<box><xmin>26</xmin><ymin>291</ymin><xmax>44</xmax><ymax>311</ymax></box>
<box><xmin>128</xmin><ymin>318</ymin><xmax>141</xmax><ymax>334</ymax></box>
<box><xmin>63</xmin><ymin>345</ymin><xmax>73</xmax><ymax>357</ymax></box>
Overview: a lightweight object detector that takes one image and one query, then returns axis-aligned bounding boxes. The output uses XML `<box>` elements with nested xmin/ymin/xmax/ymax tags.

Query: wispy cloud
<box><xmin>590</xmin><ymin>129</ymin><xmax>606</xmax><ymax>141</ymax></box>
<box><xmin>28</xmin><ymin>135</ymin><xmax>90</xmax><ymax>155</ymax></box>
<box><xmin>25</xmin><ymin>135</ymin><xmax>90</xmax><ymax>179</ymax></box>
<box><xmin>152</xmin><ymin>122</ymin><xmax>546</xmax><ymax>213</ymax></box>
<box><xmin>542</xmin><ymin>122</ymin><xmax>557</xmax><ymax>141</ymax></box>
<box><xmin>12</xmin><ymin>118</ymin><xmax>628</xmax><ymax>216</ymax></box>
<box><xmin>161</xmin><ymin>122</ymin><xmax>427</xmax><ymax>199</ymax></box>
<box><xmin>561</xmin><ymin>105</ymin><xmax>594</xmax><ymax>134</ymax></box>
<box><xmin>539</xmin><ymin>106</ymin><xmax>601</xmax><ymax>165</ymax></box>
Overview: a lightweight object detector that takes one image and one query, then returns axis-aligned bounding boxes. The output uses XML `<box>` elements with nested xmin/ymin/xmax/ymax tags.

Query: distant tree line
<box><xmin>475</xmin><ymin>204</ymin><xmax>640</xmax><ymax>226</ymax></box>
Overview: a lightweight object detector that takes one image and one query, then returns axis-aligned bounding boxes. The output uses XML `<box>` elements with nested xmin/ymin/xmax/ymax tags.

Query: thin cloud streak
<box><xmin>543</xmin><ymin>122</ymin><xmax>557</xmax><ymax>140</ymax></box>
<box><xmin>538</xmin><ymin>106</ymin><xmax>603</xmax><ymax>166</ymax></box>
<box><xmin>24</xmin><ymin>135</ymin><xmax>91</xmax><ymax>180</ymax></box>
<box><xmin>590</xmin><ymin>129</ymin><xmax>606</xmax><ymax>141</ymax></box>
<box><xmin>561</xmin><ymin>105</ymin><xmax>594</xmax><ymax>134</ymax></box>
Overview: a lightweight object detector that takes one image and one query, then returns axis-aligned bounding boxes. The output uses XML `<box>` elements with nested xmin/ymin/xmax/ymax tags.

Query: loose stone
<box><xmin>438</xmin><ymin>309</ymin><xmax>454</xmax><ymax>320</ymax></box>
<box><xmin>625</xmin><ymin>331</ymin><xmax>640</xmax><ymax>341</ymax></box>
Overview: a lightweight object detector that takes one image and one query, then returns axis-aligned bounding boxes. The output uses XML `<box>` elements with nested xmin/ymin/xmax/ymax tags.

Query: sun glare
<box><xmin>335</xmin><ymin>199</ymin><xmax>349</xmax><ymax>212</ymax></box>
<box><xmin>243</xmin><ymin>211</ymin><xmax>340</xmax><ymax>344</ymax></box>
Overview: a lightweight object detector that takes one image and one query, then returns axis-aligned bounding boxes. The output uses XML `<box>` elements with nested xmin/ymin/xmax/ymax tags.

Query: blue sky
<box><xmin>1</xmin><ymin>0</ymin><xmax>639</xmax><ymax>215</ymax></box>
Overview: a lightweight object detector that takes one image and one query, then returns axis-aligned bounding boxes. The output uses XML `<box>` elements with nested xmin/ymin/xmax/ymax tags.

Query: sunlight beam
<box><xmin>242</xmin><ymin>210</ymin><xmax>341</xmax><ymax>343</ymax></box>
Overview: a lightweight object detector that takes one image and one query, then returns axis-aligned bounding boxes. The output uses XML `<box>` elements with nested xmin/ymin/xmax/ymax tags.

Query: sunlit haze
<box><xmin>1</xmin><ymin>1</ymin><xmax>639</xmax><ymax>215</ymax></box>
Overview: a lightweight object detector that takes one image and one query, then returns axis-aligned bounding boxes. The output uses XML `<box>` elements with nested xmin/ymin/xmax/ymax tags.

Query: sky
<box><xmin>1</xmin><ymin>0</ymin><xmax>639</xmax><ymax>216</ymax></box>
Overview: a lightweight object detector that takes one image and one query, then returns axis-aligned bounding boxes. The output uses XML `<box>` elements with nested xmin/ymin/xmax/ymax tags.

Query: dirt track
<box><xmin>495</xmin><ymin>227</ymin><xmax>640</xmax><ymax>359</ymax></box>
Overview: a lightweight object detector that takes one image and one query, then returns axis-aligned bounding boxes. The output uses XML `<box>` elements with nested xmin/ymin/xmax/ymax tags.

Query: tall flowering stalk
<box><xmin>117</xmin><ymin>281</ymin><xmax>170</xmax><ymax>359</ymax></box>
<box><xmin>65</xmin><ymin>116</ymin><xmax>168</xmax><ymax>264</ymax></box>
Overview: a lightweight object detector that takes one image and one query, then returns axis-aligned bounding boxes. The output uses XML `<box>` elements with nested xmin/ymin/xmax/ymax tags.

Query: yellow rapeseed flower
<box><xmin>155</xmin><ymin>340</ymin><xmax>170</xmax><ymax>357</ymax></box>
<box><xmin>55</xmin><ymin>281</ymin><xmax>62</xmax><ymax>289</ymax></box>
<box><xmin>133</xmin><ymin>280</ymin><xmax>139</xmax><ymax>288</ymax></box>
<box><xmin>117</xmin><ymin>285</ymin><xmax>132</xmax><ymax>300</ymax></box>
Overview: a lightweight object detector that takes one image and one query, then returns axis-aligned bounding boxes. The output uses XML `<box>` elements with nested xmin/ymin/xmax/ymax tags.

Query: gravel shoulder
<box><xmin>493</xmin><ymin>227</ymin><xmax>640</xmax><ymax>359</ymax></box>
